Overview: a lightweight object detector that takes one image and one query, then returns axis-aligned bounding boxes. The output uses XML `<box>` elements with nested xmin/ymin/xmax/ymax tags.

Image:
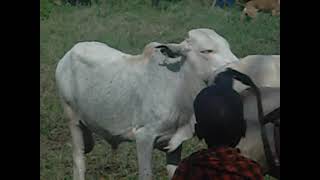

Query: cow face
<box><xmin>157</xmin><ymin>29</ymin><xmax>239</xmax><ymax>82</ymax></box>
<box><xmin>184</xmin><ymin>29</ymin><xmax>238</xmax><ymax>72</ymax></box>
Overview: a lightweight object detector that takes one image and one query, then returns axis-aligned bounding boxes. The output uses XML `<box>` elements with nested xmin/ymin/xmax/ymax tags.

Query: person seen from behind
<box><xmin>171</xmin><ymin>69</ymin><xmax>264</xmax><ymax>180</ymax></box>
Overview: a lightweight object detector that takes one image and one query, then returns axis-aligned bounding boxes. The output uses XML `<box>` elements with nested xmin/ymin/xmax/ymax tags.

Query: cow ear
<box><xmin>156</xmin><ymin>43</ymin><xmax>191</xmax><ymax>58</ymax></box>
<box><xmin>155</xmin><ymin>45</ymin><xmax>181</xmax><ymax>58</ymax></box>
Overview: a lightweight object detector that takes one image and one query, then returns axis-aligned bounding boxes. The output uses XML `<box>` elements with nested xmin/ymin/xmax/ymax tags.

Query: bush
<box><xmin>40</xmin><ymin>0</ymin><xmax>55</xmax><ymax>19</ymax></box>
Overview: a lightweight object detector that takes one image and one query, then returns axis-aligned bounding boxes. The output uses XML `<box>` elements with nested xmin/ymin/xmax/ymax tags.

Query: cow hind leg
<box><xmin>79</xmin><ymin>121</ymin><xmax>95</xmax><ymax>154</ymax></box>
<box><xmin>166</xmin><ymin>145</ymin><xmax>182</xmax><ymax>179</ymax></box>
<box><xmin>64</xmin><ymin>103</ymin><xmax>86</xmax><ymax>180</ymax></box>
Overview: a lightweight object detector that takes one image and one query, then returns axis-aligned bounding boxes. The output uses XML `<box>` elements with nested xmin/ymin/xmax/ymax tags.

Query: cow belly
<box><xmin>75</xmin><ymin>93</ymin><xmax>139</xmax><ymax>139</ymax></box>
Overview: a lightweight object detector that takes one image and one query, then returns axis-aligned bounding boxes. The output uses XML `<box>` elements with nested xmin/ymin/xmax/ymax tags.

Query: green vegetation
<box><xmin>40</xmin><ymin>0</ymin><xmax>279</xmax><ymax>179</ymax></box>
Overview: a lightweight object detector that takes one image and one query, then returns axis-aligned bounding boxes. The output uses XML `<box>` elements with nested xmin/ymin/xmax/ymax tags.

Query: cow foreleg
<box><xmin>166</xmin><ymin>145</ymin><xmax>182</xmax><ymax>179</ymax></box>
<box><xmin>164</xmin><ymin>116</ymin><xmax>195</xmax><ymax>153</ymax></box>
<box><xmin>135</xmin><ymin>128</ymin><xmax>157</xmax><ymax>180</ymax></box>
<box><xmin>64</xmin><ymin>104</ymin><xmax>86</xmax><ymax>180</ymax></box>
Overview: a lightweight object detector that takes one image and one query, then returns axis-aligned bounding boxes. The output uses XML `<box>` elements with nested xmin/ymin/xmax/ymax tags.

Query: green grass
<box><xmin>40</xmin><ymin>0</ymin><xmax>279</xmax><ymax>179</ymax></box>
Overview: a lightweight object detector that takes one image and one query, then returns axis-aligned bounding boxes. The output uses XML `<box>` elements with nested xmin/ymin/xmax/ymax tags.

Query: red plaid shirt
<box><xmin>172</xmin><ymin>147</ymin><xmax>264</xmax><ymax>180</ymax></box>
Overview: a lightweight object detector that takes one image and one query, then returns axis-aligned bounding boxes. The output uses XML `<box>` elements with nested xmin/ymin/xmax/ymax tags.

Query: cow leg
<box><xmin>166</xmin><ymin>145</ymin><xmax>182</xmax><ymax>178</ymax></box>
<box><xmin>64</xmin><ymin>103</ymin><xmax>86</xmax><ymax>180</ymax></box>
<box><xmin>135</xmin><ymin>128</ymin><xmax>157</xmax><ymax>180</ymax></box>
<box><xmin>79</xmin><ymin>121</ymin><xmax>95</xmax><ymax>154</ymax></box>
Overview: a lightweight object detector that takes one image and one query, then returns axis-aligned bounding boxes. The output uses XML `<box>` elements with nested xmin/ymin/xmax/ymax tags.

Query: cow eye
<box><xmin>200</xmin><ymin>50</ymin><xmax>214</xmax><ymax>54</ymax></box>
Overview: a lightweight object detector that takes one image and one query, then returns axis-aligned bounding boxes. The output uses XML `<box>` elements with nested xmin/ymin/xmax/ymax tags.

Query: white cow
<box><xmin>205</xmin><ymin>55</ymin><xmax>280</xmax><ymax>175</ymax></box>
<box><xmin>239</xmin><ymin>86</ymin><xmax>280</xmax><ymax>173</ymax></box>
<box><xmin>56</xmin><ymin>28</ymin><xmax>239</xmax><ymax>180</ymax></box>
<box><xmin>56</xmin><ymin>28</ymin><xmax>280</xmax><ymax>179</ymax></box>
<box><xmin>235</xmin><ymin>56</ymin><xmax>279</xmax><ymax>174</ymax></box>
<box><xmin>209</xmin><ymin>55</ymin><xmax>280</xmax><ymax>92</ymax></box>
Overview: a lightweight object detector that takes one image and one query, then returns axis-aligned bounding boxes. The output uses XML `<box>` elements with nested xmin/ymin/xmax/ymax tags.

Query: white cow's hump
<box><xmin>69</xmin><ymin>41</ymin><xmax>165</xmax><ymax>66</ymax></box>
<box><xmin>70</xmin><ymin>41</ymin><xmax>129</xmax><ymax>66</ymax></box>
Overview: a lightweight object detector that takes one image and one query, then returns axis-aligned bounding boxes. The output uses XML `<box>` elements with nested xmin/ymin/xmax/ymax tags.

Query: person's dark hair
<box><xmin>193</xmin><ymin>69</ymin><xmax>246</xmax><ymax>148</ymax></box>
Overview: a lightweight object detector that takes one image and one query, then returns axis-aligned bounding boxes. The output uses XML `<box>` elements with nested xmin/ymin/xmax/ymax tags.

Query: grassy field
<box><xmin>40</xmin><ymin>0</ymin><xmax>279</xmax><ymax>179</ymax></box>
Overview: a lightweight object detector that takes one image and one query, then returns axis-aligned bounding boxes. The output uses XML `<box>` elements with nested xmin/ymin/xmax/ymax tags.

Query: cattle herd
<box><xmin>238</xmin><ymin>0</ymin><xmax>280</xmax><ymax>20</ymax></box>
<box><xmin>55</xmin><ymin>28</ymin><xmax>280</xmax><ymax>180</ymax></box>
<box><xmin>65</xmin><ymin>0</ymin><xmax>280</xmax><ymax>20</ymax></box>
<box><xmin>152</xmin><ymin>0</ymin><xmax>280</xmax><ymax>19</ymax></box>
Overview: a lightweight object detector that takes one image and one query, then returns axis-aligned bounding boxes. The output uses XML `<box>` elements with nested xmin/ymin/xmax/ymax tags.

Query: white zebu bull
<box><xmin>205</xmin><ymin>55</ymin><xmax>280</xmax><ymax>172</ymax></box>
<box><xmin>227</xmin><ymin>55</ymin><xmax>279</xmax><ymax>92</ymax></box>
<box><xmin>209</xmin><ymin>55</ymin><xmax>280</xmax><ymax>92</ymax></box>
<box><xmin>225</xmin><ymin>55</ymin><xmax>280</xmax><ymax>172</ymax></box>
<box><xmin>56</xmin><ymin>28</ymin><xmax>280</xmax><ymax>179</ymax></box>
<box><xmin>208</xmin><ymin>55</ymin><xmax>280</xmax><ymax>172</ymax></box>
<box><xmin>56</xmin><ymin>28</ymin><xmax>239</xmax><ymax>180</ymax></box>
<box><xmin>239</xmin><ymin>86</ymin><xmax>280</xmax><ymax>173</ymax></box>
